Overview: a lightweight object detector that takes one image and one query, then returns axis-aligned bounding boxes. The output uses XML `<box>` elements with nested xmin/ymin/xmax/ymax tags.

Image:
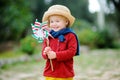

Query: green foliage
<box><xmin>73</xmin><ymin>19</ymin><xmax>120</xmax><ymax>48</ymax></box>
<box><xmin>72</xmin><ymin>19</ymin><xmax>97</xmax><ymax>47</ymax></box>
<box><xmin>73</xmin><ymin>19</ymin><xmax>92</xmax><ymax>31</ymax></box>
<box><xmin>0</xmin><ymin>0</ymin><xmax>119</xmax><ymax>49</ymax></box>
<box><xmin>20</xmin><ymin>36</ymin><xmax>38</xmax><ymax>55</ymax></box>
<box><xmin>0</xmin><ymin>0</ymin><xmax>95</xmax><ymax>43</ymax></box>
<box><xmin>30</xmin><ymin>0</ymin><xmax>49</xmax><ymax>20</ymax></box>
<box><xmin>0</xmin><ymin>0</ymin><xmax>33</xmax><ymax>41</ymax></box>
<box><xmin>77</xmin><ymin>27</ymin><xmax>120</xmax><ymax>48</ymax></box>
<box><xmin>112</xmin><ymin>40</ymin><xmax>120</xmax><ymax>48</ymax></box>
<box><xmin>0</xmin><ymin>50</ymin><xmax>23</xmax><ymax>59</ymax></box>
<box><xmin>78</xmin><ymin>29</ymin><xmax>98</xmax><ymax>48</ymax></box>
<box><xmin>95</xmin><ymin>28</ymin><xmax>120</xmax><ymax>48</ymax></box>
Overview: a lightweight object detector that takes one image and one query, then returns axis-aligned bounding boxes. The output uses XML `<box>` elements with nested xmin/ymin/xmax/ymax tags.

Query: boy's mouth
<box><xmin>52</xmin><ymin>26</ymin><xmax>59</xmax><ymax>29</ymax></box>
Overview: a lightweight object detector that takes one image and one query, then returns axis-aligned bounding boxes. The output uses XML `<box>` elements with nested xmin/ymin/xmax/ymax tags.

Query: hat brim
<box><xmin>42</xmin><ymin>10</ymin><xmax>75</xmax><ymax>27</ymax></box>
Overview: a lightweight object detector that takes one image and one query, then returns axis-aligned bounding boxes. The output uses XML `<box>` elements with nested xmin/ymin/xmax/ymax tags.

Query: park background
<box><xmin>0</xmin><ymin>0</ymin><xmax>120</xmax><ymax>80</ymax></box>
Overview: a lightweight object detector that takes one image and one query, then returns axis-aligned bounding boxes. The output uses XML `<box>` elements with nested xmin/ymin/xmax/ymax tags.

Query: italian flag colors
<box><xmin>31</xmin><ymin>19</ymin><xmax>49</xmax><ymax>43</ymax></box>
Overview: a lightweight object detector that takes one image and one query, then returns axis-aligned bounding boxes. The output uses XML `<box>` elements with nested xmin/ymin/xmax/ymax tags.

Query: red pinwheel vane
<box><xmin>31</xmin><ymin>19</ymin><xmax>50</xmax><ymax>43</ymax></box>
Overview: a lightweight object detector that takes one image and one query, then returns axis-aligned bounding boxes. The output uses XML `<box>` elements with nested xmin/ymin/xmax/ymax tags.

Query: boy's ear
<box><xmin>66</xmin><ymin>21</ymin><xmax>69</xmax><ymax>25</ymax></box>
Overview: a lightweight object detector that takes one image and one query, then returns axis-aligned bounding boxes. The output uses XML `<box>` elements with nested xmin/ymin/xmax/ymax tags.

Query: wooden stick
<box><xmin>50</xmin><ymin>59</ymin><xmax>54</xmax><ymax>71</ymax></box>
<box><xmin>46</xmin><ymin>38</ymin><xmax>54</xmax><ymax>71</ymax></box>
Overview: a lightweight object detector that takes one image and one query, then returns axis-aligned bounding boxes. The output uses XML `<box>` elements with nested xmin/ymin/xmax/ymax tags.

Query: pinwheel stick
<box><xmin>32</xmin><ymin>19</ymin><xmax>54</xmax><ymax>71</ymax></box>
<box><xmin>46</xmin><ymin>38</ymin><xmax>54</xmax><ymax>71</ymax></box>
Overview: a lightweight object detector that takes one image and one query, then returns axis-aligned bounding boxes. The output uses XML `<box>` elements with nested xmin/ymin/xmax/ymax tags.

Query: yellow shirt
<box><xmin>45</xmin><ymin>77</ymin><xmax>73</xmax><ymax>80</ymax></box>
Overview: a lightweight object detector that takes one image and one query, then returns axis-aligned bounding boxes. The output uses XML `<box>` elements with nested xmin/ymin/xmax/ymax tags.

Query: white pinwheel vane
<box><xmin>31</xmin><ymin>19</ymin><xmax>50</xmax><ymax>43</ymax></box>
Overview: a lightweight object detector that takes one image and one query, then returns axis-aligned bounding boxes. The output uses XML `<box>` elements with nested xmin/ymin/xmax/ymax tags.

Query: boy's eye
<box><xmin>56</xmin><ymin>20</ymin><xmax>59</xmax><ymax>22</ymax></box>
<box><xmin>50</xmin><ymin>21</ymin><xmax>53</xmax><ymax>23</ymax></box>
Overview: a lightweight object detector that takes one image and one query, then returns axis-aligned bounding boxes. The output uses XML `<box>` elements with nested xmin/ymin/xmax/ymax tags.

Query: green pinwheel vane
<box><xmin>31</xmin><ymin>19</ymin><xmax>54</xmax><ymax>71</ymax></box>
<box><xmin>31</xmin><ymin>19</ymin><xmax>50</xmax><ymax>43</ymax></box>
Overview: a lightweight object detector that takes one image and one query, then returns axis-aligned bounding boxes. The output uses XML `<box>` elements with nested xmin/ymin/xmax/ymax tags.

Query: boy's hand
<box><xmin>43</xmin><ymin>47</ymin><xmax>51</xmax><ymax>55</ymax></box>
<box><xmin>47</xmin><ymin>51</ymin><xmax>56</xmax><ymax>59</ymax></box>
<box><xmin>43</xmin><ymin>47</ymin><xmax>56</xmax><ymax>59</ymax></box>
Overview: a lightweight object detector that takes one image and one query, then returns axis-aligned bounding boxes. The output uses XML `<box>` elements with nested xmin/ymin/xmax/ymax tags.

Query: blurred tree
<box><xmin>0</xmin><ymin>0</ymin><xmax>33</xmax><ymax>42</ymax></box>
<box><xmin>0</xmin><ymin>0</ymin><xmax>95</xmax><ymax>43</ymax></box>
<box><xmin>30</xmin><ymin>0</ymin><xmax>49</xmax><ymax>21</ymax></box>
<box><xmin>110</xmin><ymin>0</ymin><xmax>120</xmax><ymax>11</ymax></box>
<box><xmin>106</xmin><ymin>0</ymin><xmax>120</xmax><ymax>32</ymax></box>
<box><xmin>97</xmin><ymin>0</ymin><xmax>105</xmax><ymax>30</ymax></box>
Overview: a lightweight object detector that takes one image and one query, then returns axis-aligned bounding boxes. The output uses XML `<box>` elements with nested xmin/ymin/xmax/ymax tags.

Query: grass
<box><xmin>0</xmin><ymin>49</ymin><xmax>120</xmax><ymax>80</ymax></box>
<box><xmin>74</xmin><ymin>49</ymin><xmax>120</xmax><ymax>80</ymax></box>
<box><xmin>0</xmin><ymin>50</ymin><xmax>24</xmax><ymax>59</ymax></box>
<box><xmin>0</xmin><ymin>44</ymin><xmax>42</xmax><ymax>59</ymax></box>
<box><xmin>74</xmin><ymin>49</ymin><xmax>120</xmax><ymax>68</ymax></box>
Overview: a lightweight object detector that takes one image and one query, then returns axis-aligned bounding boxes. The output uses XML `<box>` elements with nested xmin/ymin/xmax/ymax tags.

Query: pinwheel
<box><xmin>31</xmin><ymin>19</ymin><xmax>54</xmax><ymax>71</ymax></box>
<box><xmin>31</xmin><ymin>19</ymin><xmax>50</xmax><ymax>43</ymax></box>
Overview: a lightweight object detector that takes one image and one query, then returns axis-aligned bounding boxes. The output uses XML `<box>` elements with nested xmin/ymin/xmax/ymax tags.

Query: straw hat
<box><xmin>42</xmin><ymin>5</ymin><xmax>75</xmax><ymax>27</ymax></box>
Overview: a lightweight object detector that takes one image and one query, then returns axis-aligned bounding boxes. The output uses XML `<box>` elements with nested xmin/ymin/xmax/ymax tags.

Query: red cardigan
<box><xmin>42</xmin><ymin>33</ymin><xmax>77</xmax><ymax>78</ymax></box>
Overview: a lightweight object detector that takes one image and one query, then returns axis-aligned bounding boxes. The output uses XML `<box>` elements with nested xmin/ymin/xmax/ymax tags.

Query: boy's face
<box><xmin>49</xmin><ymin>15</ymin><xmax>68</xmax><ymax>31</ymax></box>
